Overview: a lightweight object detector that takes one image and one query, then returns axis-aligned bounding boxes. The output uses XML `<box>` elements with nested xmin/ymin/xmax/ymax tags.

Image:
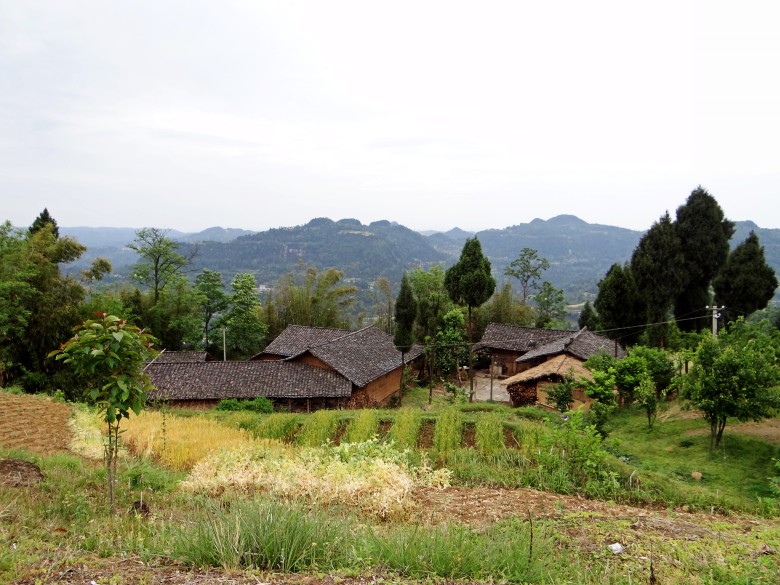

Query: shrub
<box><xmin>215</xmin><ymin>397</ymin><xmax>273</xmax><ymax>413</ymax></box>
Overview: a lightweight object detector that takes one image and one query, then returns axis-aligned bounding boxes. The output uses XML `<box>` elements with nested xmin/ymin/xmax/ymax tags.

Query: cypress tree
<box><xmin>713</xmin><ymin>231</ymin><xmax>778</xmax><ymax>323</ymax></box>
<box><xmin>445</xmin><ymin>237</ymin><xmax>496</xmax><ymax>398</ymax></box>
<box><xmin>673</xmin><ymin>187</ymin><xmax>734</xmax><ymax>331</ymax></box>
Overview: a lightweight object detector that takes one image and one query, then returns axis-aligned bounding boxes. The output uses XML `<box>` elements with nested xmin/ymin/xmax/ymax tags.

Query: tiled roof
<box><xmin>473</xmin><ymin>323</ymin><xmax>572</xmax><ymax>353</ymax></box>
<box><xmin>290</xmin><ymin>326</ymin><xmax>424</xmax><ymax>388</ymax></box>
<box><xmin>146</xmin><ymin>361</ymin><xmax>352</xmax><ymax>401</ymax></box>
<box><xmin>148</xmin><ymin>351</ymin><xmax>210</xmax><ymax>364</ymax></box>
<box><xmin>517</xmin><ymin>327</ymin><xmax>626</xmax><ymax>362</ymax></box>
<box><xmin>253</xmin><ymin>325</ymin><xmax>350</xmax><ymax>358</ymax></box>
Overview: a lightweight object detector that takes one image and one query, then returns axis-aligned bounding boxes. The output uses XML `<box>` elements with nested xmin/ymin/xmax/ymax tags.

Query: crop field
<box><xmin>2</xmin><ymin>389</ymin><xmax>780</xmax><ymax>584</ymax></box>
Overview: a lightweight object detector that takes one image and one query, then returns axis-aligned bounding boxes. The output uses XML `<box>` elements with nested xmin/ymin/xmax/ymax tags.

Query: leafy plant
<box><xmin>50</xmin><ymin>313</ymin><xmax>156</xmax><ymax>514</ymax></box>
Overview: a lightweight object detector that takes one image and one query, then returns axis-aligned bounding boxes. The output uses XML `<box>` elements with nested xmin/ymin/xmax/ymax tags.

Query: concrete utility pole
<box><xmin>706</xmin><ymin>305</ymin><xmax>724</xmax><ymax>336</ymax></box>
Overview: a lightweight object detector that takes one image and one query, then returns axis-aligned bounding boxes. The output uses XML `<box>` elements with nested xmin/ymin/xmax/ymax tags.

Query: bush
<box><xmin>215</xmin><ymin>397</ymin><xmax>273</xmax><ymax>413</ymax></box>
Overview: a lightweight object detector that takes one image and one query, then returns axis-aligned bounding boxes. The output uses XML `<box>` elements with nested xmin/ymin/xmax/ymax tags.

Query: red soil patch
<box><xmin>416</xmin><ymin>420</ymin><xmax>435</xmax><ymax>448</ymax></box>
<box><xmin>0</xmin><ymin>392</ymin><xmax>72</xmax><ymax>455</ymax></box>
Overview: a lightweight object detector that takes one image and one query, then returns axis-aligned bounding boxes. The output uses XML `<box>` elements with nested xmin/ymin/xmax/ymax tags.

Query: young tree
<box><xmin>533</xmin><ymin>280</ymin><xmax>567</xmax><ymax>328</ymax></box>
<box><xmin>504</xmin><ymin>247</ymin><xmax>550</xmax><ymax>304</ymax></box>
<box><xmin>194</xmin><ymin>269</ymin><xmax>229</xmax><ymax>346</ymax></box>
<box><xmin>680</xmin><ymin>319</ymin><xmax>780</xmax><ymax>450</ymax></box>
<box><xmin>129</xmin><ymin>227</ymin><xmax>194</xmax><ymax>305</ymax></box>
<box><xmin>713</xmin><ymin>232</ymin><xmax>778</xmax><ymax>323</ymax></box>
<box><xmin>50</xmin><ymin>314</ymin><xmax>157</xmax><ymax>514</ymax></box>
<box><xmin>445</xmin><ymin>237</ymin><xmax>496</xmax><ymax>398</ymax></box>
<box><xmin>219</xmin><ymin>273</ymin><xmax>268</xmax><ymax>359</ymax></box>
<box><xmin>673</xmin><ymin>188</ymin><xmax>734</xmax><ymax>332</ymax></box>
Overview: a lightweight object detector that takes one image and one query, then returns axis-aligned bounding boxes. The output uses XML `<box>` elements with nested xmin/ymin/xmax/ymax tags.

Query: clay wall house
<box><xmin>252</xmin><ymin>325</ymin><xmax>423</xmax><ymax>408</ymax></box>
<box><xmin>472</xmin><ymin>323</ymin><xmax>573</xmax><ymax>377</ymax></box>
<box><xmin>501</xmin><ymin>327</ymin><xmax>626</xmax><ymax>409</ymax></box>
<box><xmin>145</xmin><ymin>361</ymin><xmax>352</xmax><ymax>411</ymax></box>
<box><xmin>501</xmin><ymin>354</ymin><xmax>594</xmax><ymax>409</ymax></box>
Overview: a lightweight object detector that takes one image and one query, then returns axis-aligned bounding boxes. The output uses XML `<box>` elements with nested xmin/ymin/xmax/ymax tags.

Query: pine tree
<box><xmin>713</xmin><ymin>232</ymin><xmax>778</xmax><ymax>322</ymax></box>
<box><xmin>29</xmin><ymin>208</ymin><xmax>59</xmax><ymax>239</ymax></box>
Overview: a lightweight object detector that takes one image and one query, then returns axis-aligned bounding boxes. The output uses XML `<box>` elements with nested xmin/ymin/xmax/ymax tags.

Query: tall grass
<box><xmin>176</xmin><ymin>498</ymin><xmax>554</xmax><ymax>582</ymax></box>
<box><xmin>475</xmin><ymin>411</ymin><xmax>506</xmax><ymax>456</ymax></box>
<box><xmin>433</xmin><ymin>408</ymin><xmax>462</xmax><ymax>454</ymax></box>
<box><xmin>387</xmin><ymin>409</ymin><xmax>420</xmax><ymax>448</ymax></box>
<box><xmin>343</xmin><ymin>409</ymin><xmax>380</xmax><ymax>443</ymax></box>
<box><xmin>295</xmin><ymin>409</ymin><xmax>339</xmax><ymax>447</ymax></box>
<box><xmin>249</xmin><ymin>412</ymin><xmax>299</xmax><ymax>441</ymax></box>
<box><xmin>175</xmin><ymin>499</ymin><xmax>350</xmax><ymax>572</ymax></box>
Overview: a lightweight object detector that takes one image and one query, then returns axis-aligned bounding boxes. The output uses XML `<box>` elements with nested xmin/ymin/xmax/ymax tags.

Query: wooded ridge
<box><xmin>61</xmin><ymin>215</ymin><xmax>780</xmax><ymax>301</ymax></box>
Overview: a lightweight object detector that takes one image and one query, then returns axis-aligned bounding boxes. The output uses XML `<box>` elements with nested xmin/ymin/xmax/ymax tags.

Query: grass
<box><xmin>606</xmin><ymin>404</ymin><xmax>780</xmax><ymax>513</ymax></box>
<box><xmin>3</xmin><ymin>387</ymin><xmax>780</xmax><ymax>583</ymax></box>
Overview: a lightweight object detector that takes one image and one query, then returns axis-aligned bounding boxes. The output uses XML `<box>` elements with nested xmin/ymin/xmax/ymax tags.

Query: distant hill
<box><xmin>61</xmin><ymin>216</ymin><xmax>780</xmax><ymax>303</ymax></box>
<box><xmin>182</xmin><ymin>218</ymin><xmax>447</xmax><ymax>286</ymax></box>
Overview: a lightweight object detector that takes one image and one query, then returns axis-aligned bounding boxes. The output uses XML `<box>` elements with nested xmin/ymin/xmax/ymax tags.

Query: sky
<box><xmin>1</xmin><ymin>1</ymin><xmax>779</xmax><ymax>234</ymax></box>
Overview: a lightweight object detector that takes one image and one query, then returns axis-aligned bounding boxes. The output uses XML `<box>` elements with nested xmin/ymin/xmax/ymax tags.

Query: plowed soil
<box><xmin>0</xmin><ymin>392</ymin><xmax>72</xmax><ymax>455</ymax></box>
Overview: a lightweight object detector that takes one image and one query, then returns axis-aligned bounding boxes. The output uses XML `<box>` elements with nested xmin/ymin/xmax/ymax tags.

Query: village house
<box><xmin>145</xmin><ymin>360</ymin><xmax>352</xmax><ymax>411</ymax></box>
<box><xmin>252</xmin><ymin>325</ymin><xmax>423</xmax><ymax>408</ymax></box>
<box><xmin>472</xmin><ymin>323</ymin><xmax>574</xmax><ymax>377</ymax></box>
<box><xmin>499</xmin><ymin>327</ymin><xmax>626</xmax><ymax>409</ymax></box>
<box><xmin>145</xmin><ymin>326</ymin><xmax>422</xmax><ymax>411</ymax></box>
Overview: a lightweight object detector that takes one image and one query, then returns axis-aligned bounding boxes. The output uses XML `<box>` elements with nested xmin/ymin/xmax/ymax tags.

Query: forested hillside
<box><xmin>60</xmin><ymin>215</ymin><xmax>780</xmax><ymax>302</ymax></box>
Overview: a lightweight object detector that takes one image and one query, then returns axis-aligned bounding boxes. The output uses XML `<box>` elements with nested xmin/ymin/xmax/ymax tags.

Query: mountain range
<box><xmin>61</xmin><ymin>215</ymin><xmax>780</xmax><ymax>302</ymax></box>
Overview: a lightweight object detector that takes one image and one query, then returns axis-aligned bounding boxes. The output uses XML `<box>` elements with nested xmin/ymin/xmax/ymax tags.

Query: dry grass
<box><xmin>122</xmin><ymin>410</ymin><xmax>255</xmax><ymax>470</ymax></box>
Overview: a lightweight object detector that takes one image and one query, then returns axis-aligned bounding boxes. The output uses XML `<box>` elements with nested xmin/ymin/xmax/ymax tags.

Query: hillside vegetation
<box><xmin>2</xmin><ymin>388</ymin><xmax>780</xmax><ymax>584</ymax></box>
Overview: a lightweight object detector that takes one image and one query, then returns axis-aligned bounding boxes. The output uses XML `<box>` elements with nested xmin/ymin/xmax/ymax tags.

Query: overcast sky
<box><xmin>2</xmin><ymin>1</ymin><xmax>779</xmax><ymax>234</ymax></box>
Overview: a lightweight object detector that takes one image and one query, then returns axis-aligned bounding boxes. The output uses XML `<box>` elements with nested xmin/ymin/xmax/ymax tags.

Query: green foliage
<box><xmin>445</xmin><ymin>237</ymin><xmax>496</xmax><ymax>313</ymax></box>
<box><xmin>433</xmin><ymin>408</ymin><xmax>463</xmax><ymax>453</ymax></box>
<box><xmin>547</xmin><ymin>376</ymin><xmax>576</xmax><ymax>413</ymax></box>
<box><xmin>594</xmin><ymin>262</ymin><xmax>645</xmax><ymax>345</ymax></box>
<box><xmin>194</xmin><ymin>269</ymin><xmax>229</xmax><ymax>347</ymax></box>
<box><xmin>433</xmin><ymin>309</ymin><xmax>469</xmax><ymax>378</ymax></box>
<box><xmin>49</xmin><ymin>313</ymin><xmax>157</xmax><ymax>513</ymax></box>
<box><xmin>578</xmin><ymin>300</ymin><xmax>599</xmax><ymax>330</ymax></box>
<box><xmin>215</xmin><ymin>397</ymin><xmax>273</xmax><ymax>414</ymax></box>
<box><xmin>129</xmin><ymin>227</ymin><xmax>192</xmax><ymax>305</ymax></box>
<box><xmin>673</xmin><ymin>187</ymin><xmax>734</xmax><ymax>332</ymax></box>
<box><xmin>504</xmin><ymin>247</ymin><xmax>550</xmax><ymax>304</ymax></box>
<box><xmin>343</xmin><ymin>409</ymin><xmax>380</xmax><ymax>443</ymax></box>
<box><xmin>478</xmin><ymin>282</ymin><xmax>535</xmax><ymax>330</ymax></box>
<box><xmin>218</xmin><ymin>273</ymin><xmax>268</xmax><ymax>359</ymax></box>
<box><xmin>0</xmin><ymin>220</ymin><xmax>87</xmax><ymax>391</ymax></box>
<box><xmin>631</xmin><ymin>212</ymin><xmax>685</xmax><ymax>346</ymax></box>
<box><xmin>443</xmin><ymin>380</ymin><xmax>469</xmax><ymax>403</ymax></box>
<box><xmin>680</xmin><ymin>318</ymin><xmax>780</xmax><ymax>449</ymax></box>
<box><xmin>251</xmin><ymin>413</ymin><xmax>299</xmax><ymax>441</ymax></box>
<box><xmin>176</xmin><ymin>499</ymin><xmax>350</xmax><ymax>572</ymax></box>
<box><xmin>296</xmin><ymin>409</ymin><xmax>339</xmax><ymax>447</ymax></box>
<box><xmin>714</xmin><ymin>231</ymin><xmax>778</xmax><ymax>323</ymax></box>
<box><xmin>474</xmin><ymin>412</ymin><xmax>505</xmax><ymax>456</ymax></box>
<box><xmin>266</xmin><ymin>262</ymin><xmax>356</xmax><ymax>335</ymax></box>
<box><xmin>533</xmin><ymin>280</ymin><xmax>566</xmax><ymax>328</ymax></box>
<box><xmin>387</xmin><ymin>409</ymin><xmax>421</xmax><ymax>448</ymax></box>
<box><xmin>393</xmin><ymin>272</ymin><xmax>417</xmax><ymax>352</ymax></box>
